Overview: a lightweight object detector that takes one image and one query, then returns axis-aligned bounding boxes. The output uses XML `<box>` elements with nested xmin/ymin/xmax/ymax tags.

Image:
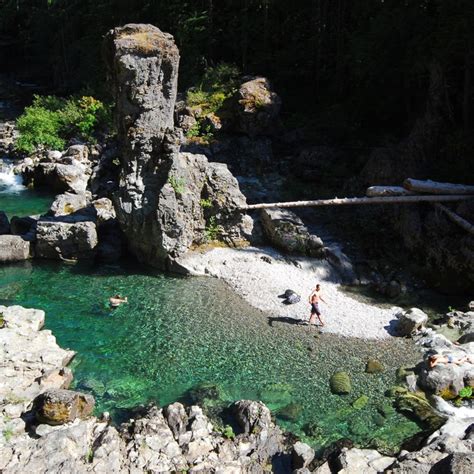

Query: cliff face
<box><xmin>104</xmin><ymin>24</ymin><xmax>251</xmax><ymax>269</ymax></box>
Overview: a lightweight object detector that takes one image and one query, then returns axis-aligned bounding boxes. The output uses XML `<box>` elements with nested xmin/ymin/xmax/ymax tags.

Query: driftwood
<box><xmin>366</xmin><ymin>186</ymin><xmax>414</xmax><ymax>197</ymax></box>
<box><xmin>433</xmin><ymin>203</ymin><xmax>474</xmax><ymax>235</ymax></box>
<box><xmin>240</xmin><ymin>194</ymin><xmax>473</xmax><ymax>211</ymax></box>
<box><xmin>404</xmin><ymin>178</ymin><xmax>474</xmax><ymax>195</ymax></box>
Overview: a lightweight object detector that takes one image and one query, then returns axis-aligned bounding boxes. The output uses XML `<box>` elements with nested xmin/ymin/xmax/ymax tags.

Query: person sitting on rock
<box><xmin>428</xmin><ymin>353</ymin><xmax>473</xmax><ymax>369</ymax></box>
<box><xmin>109</xmin><ymin>294</ymin><xmax>128</xmax><ymax>308</ymax></box>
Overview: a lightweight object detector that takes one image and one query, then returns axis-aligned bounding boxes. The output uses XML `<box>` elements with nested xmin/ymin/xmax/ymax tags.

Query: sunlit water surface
<box><xmin>0</xmin><ymin>259</ymin><xmax>424</xmax><ymax>454</ymax></box>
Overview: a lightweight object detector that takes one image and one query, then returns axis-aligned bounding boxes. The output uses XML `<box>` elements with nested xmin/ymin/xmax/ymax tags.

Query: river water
<box><xmin>0</xmin><ymin>159</ymin><xmax>424</xmax><ymax>455</ymax></box>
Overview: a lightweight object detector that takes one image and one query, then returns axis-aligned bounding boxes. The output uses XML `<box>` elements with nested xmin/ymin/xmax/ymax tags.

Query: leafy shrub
<box><xmin>222</xmin><ymin>425</ymin><xmax>235</xmax><ymax>440</ymax></box>
<box><xmin>199</xmin><ymin>198</ymin><xmax>212</xmax><ymax>208</ymax></box>
<box><xmin>459</xmin><ymin>386</ymin><xmax>473</xmax><ymax>398</ymax></box>
<box><xmin>16</xmin><ymin>105</ymin><xmax>65</xmax><ymax>153</ymax></box>
<box><xmin>185</xmin><ymin>63</ymin><xmax>240</xmax><ymax>141</ymax></box>
<box><xmin>204</xmin><ymin>216</ymin><xmax>220</xmax><ymax>241</ymax></box>
<box><xmin>15</xmin><ymin>94</ymin><xmax>112</xmax><ymax>154</ymax></box>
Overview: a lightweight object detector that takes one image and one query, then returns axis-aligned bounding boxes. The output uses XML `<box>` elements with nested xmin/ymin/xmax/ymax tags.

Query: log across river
<box><xmin>240</xmin><ymin>194</ymin><xmax>473</xmax><ymax>211</ymax></box>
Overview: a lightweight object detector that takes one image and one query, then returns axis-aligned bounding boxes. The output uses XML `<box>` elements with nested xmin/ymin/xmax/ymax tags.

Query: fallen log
<box><xmin>433</xmin><ymin>203</ymin><xmax>474</xmax><ymax>235</ymax></box>
<box><xmin>240</xmin><ymin>194</ymin><xmax>473</xmax><ymax>211</ymax></box>
<box><xmin>403</xmin><ymin>178</ymin><xmax>474</xmax><ymax>195</ymax></box>
<box><xmin>366</xmin><ymin>186</ymin><xmax>414</xmax><ymax>197</ymax></box>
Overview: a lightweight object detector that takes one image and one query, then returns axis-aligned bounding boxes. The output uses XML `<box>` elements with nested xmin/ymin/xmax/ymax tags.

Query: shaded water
<box><xmin>0</xmin><ymin>260</ymin><xmax>424</xmax><ymax>454</ymax></box>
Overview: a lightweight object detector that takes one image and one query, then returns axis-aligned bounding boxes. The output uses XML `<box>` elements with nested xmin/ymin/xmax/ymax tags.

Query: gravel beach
<box><xmin>177</xmin><ymin>246</ymin><xmax>400</xmax><ymax>340</ymax></box>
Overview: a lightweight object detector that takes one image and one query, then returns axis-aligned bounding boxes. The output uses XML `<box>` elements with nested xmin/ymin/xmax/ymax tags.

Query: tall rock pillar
<box><xmin>104</xmin><ymin>24</ymin><xmax>252</xmax><ymax>269</ymax></box>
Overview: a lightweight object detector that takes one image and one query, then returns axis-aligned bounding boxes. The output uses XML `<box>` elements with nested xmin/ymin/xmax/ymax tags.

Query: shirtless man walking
<box><xmin>308</xmin><ymin>284</ymin><xmax>327</xmax><ymax>326</ymax></box>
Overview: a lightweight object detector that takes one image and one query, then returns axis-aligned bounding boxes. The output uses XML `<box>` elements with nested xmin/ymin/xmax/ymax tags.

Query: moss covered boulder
<box><xmin>365</xmin><ymin>359</ymin><xmax>384</xmax><ymax>374</ymax></box>
<box><xmin>330</xmin><ymin>371</ymin><xmax>352</xmax><ymax>395</ymax></box>
<box><xmin>352</xmin><ymin>395</ymin><xmax>369</xmax><ymax>410</ymax></box>
<box><xmin>277</xmin><ymin>402</ymin><xmax>303</xmax><ymax>422</ymax></box>
<box><xmin>394</xmin><ymin>390</ymin><xmax>447</xmax><ymax>430</ymax></box>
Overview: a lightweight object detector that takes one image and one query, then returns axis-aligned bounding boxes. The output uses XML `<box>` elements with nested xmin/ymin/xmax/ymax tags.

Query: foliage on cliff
<box><xmin>16</xmin><ymin>95</ymin><xmax>111</xmax><ymax>153</ymax></box>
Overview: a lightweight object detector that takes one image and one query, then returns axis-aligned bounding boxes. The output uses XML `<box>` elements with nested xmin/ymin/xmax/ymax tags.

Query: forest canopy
<box><xmin>0</xmin><ymin>0</ymin><xmax>473</xmax><ymax>143</ymax></box>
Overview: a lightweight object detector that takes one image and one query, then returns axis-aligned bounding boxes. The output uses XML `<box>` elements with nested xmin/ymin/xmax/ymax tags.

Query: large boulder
<box><xmin>232</xmin><ymin>400</ymin><xmax>284</xmax><ymax>462</ymax></box>
<box><xmin>32</xmin><ymin>389</ymin><xmax>95</xmax><ymax>425</ymax></box>
<box><xmin>397</xmin><ymin>307</ymin><xmax>428</xmax><ymax>336</ymax></box>
<box><xmin>231</xmin><ymin>77</ymin><xmax>281</xmax><ymax>137</ymax></box>
<box><xmin>105</xmin><ymin>24</ymin><xmax>252</xmax><ymax>269</ymax></box>
<box><xmin>49</xmin><ymin>192</ymin><xmax>89</xmax><ymax>217</ymax></box>
<box><xmin>261</xmin><ymin>207</ymin><xmax>324</xmax><ymax>257</ymax></box>
<box><xmin>23</xmin><ymin>155</ymin><xmax>91</xmax><ymax>194</ymax></box>
<box><xmin>0</xmin><ymin>235</ymin><xmax>31</xmax><ymax>262</ymax></box>
<box><xmin>35</xmin><ymin>219</ymin><xmax>98</xmax><ymax>260</ymax></box>
<box><xmin>335</xmin><ymin>448</ymin><xmax>395</xmax><ymax>474</ymax></box>
<box><xmin>292</xmin><ymin>441</ymin><xmax>315</xmax><ymax>470</ymax></box>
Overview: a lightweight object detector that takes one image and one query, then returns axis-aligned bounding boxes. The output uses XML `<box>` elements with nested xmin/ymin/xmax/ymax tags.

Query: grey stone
<box><xmin>0</xmin><ymin>235</ymin><xmax>31</xmax><ymax>262</ymax></box>
<box><xmin>397</xmin><ymin>308</ymin><xmax>428</xmax><ymax>336</ymax></box>
<box><xmin>292</xmin><ymin>441</ymin><xmax>315</xmax><ymax>469</ymax></box>
<box><xmin>261</xmin><ymin>207</ymin><xmax>324</xmax><ymax>257</ymax></box>
<box><xmin>49</xmin><ymin>192</ymin><xmax>88</xmax><ymax>217</ymax></box>
<box><xmin>35</xmin><ymin>220</ymin><xmax>98</xmax><ymax>260</ymax></box>
<box><xmin>231</xmin><ymin>77</ymin><xmax>281</xmax><ymax>137</ymax></box>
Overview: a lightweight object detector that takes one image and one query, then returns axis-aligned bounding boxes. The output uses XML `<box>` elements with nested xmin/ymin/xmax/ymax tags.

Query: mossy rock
<box><xmin>386</xmin><ymin>386</ymin><xmax>408</xmax><ymax>398</ymax></box>
<box><xmin>276</xmin><ymin>402</ymin><xmax>303</xmax><ymax>422</ymax></box>
<box><xmin>373</xmin><ymin>413</ymin><xmax>386</xmax><ymax>427</ymax></box>
<box><xmin>439</xmin><ymin>385</ymin><xmax>458</xmax><ymax>401</ymax></box>
<box><xmin>330</xmin><ymin>372</ymin><xmax>352</xmax><ymax>395</ymax></box>
<box><xmin>365</xmin><ymin>359</ymin><xmax>384</xmax><ymax>374</ymax></box>
<box><xmin>395</xmin><ymin>391</ymin><xmax>446</xmax><ymax>430</ymax></box>
<box><xmin>377</xmin><ymin>403</ymin><xmax>396</xmax><ymax>418</ymax></box>
<box><xmin>352</xmin><ymin>395</ymin><xmax>369</xmax><ymax>410</ymax></box>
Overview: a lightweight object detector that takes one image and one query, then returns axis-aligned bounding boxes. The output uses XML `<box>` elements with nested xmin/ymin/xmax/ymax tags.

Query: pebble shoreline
<box><xmin>177</xmin><ymin>246</ymin><xmax>399</xmax><ymax>340</ymax></box>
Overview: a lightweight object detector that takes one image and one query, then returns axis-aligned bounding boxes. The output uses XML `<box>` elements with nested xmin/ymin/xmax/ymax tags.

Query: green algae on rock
<box><xmin>366</xmin><ymin>359</ymin><xmax>384</xmax><ymax>374</ymax></box>
<box><xmin>330</xmin><ymin>372</ymin><xmax>352</xmax><ymax>394</ymax></box>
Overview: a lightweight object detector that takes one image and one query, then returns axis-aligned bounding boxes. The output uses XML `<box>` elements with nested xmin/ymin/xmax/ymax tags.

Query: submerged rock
<box><xmin>330</xmin><ymin>371</ymin><xmax>352</xmax><ymax>395</ymax></box>
<box><xmin>352</xmin><ymin>395</ymin><xmax>369</xmax><ymax>410</ymax></box>
<box><xmin>366</xmin><ymin>358</ymin><xmax>385</xmax><ymax>374</ymax></box>
<box><xmin>32</xmin><ymin>389</ymin><xmax>95</xmax><ymax>425</ymax></box>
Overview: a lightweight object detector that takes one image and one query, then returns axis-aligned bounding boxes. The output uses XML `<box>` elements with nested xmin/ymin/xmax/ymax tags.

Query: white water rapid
<box><xmin>0</xmin><ymin>158</ymin><xmax>25</xmax><ymax>193</ymax></box>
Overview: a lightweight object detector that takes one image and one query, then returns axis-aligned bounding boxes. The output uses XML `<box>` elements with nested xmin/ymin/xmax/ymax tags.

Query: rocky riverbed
<box><xmin>1</xmin><ymin>303</ymin><xmax>473</xmax><ymax>473</ymax></box>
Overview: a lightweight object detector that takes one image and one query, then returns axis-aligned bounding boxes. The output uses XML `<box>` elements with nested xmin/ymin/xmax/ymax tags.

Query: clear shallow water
<box><xmin>0</xmin><ymin>259</ymin><xmax>424</xmax><ymax>454</ymax></box>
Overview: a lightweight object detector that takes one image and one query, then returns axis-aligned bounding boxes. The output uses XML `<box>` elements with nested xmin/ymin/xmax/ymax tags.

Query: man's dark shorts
<box><xmin>311</xmin><ymin>302</ymin><xmax>321</xmax><ymax>316</ymax></box>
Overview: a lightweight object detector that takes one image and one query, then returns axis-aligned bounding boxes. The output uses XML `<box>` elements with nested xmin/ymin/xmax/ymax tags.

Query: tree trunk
<box><xmin>403</xmin><ymin>178</ymin><xmax>474</xmax><ymax>195</ymax></box>
<box><xmin>240</xmin><ymin>194</ymin><xmax>472</xmax><ymax>211</ymax></box>
<box><xmin>366</xmin><ymin>186</ymin><xmax>414</xmax><ymax>197</ymax></box>
<box><xmin>434</xmin><ymin>203</ymin><xmax>474</xmax><ymax>235</ymax></box>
